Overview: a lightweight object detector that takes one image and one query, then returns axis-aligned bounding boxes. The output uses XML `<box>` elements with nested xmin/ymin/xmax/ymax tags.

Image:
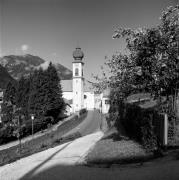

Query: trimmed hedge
<box><xmin>109</xmin><ymin>101</ymin><xmax>162</xmax><ymax>152</ymax></box>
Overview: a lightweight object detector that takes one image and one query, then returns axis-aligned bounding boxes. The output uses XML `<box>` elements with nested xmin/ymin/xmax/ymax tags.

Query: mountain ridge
<box><xmin>0</xmin><ymin>64</ymin><xmax>16</xmax><ymax>89</ymax></box>
<box><xmin>0</xmin><ymin>54</ymin><xmax>72</xmax><ymax>80</ymax></box>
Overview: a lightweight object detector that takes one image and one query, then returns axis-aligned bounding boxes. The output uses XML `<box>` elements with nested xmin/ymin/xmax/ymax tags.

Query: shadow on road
<box><xmin>19</xmin><ymin>141</ymin><xmax>72</xmax><ymax>180</ymax></box>
<box><xmin>19</xmin><ymin>158</ymin><xmax>179</xmax><ymax>180</ymax></box>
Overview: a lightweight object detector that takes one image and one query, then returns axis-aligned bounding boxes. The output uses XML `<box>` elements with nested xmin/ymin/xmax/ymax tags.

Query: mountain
<box><xmin>0</xmin><ymin>64</ymin><xmax>16</xmax><ymax>89</ymax></box>
<box><xmin>0</xmin><ymin>54</ymin><xmax>72</xmax><ymax>80</ymax></box>
<box><xmin>36</xmin><ymin>61</ymin><xmax>72</xmax><ymax>80</ymax></box>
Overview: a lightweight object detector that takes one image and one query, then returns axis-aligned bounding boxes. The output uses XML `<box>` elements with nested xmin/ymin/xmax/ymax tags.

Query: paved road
<box><xmin>22</xmin><ymin>159</ymin><xmax>179</xmax><ymax>180</ymax></box>
<box><xmin>2</xmin><ymin>147</ymin><xmax>179</xmax><ymax>180</ymax></box>
<box><xmin>64</xmin><ymin>110</ymin><xmax>102</xmax><ymax>137</ymax></box>
<box><xmin>0</xmin><ymin>131</ymin><xmax>104</xmax><ymax>180</ymax></box>
<box><xmin>0</xmin><ymin>111</ymin><xmax>101</xmax><ymax>151</ymax></box>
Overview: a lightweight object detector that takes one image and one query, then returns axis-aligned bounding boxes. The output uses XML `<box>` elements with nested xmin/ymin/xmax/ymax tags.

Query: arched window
<box><xmin>75</xmin><ymin>68</ymin><xmax>79</xmax><ymax>76</ymax></box>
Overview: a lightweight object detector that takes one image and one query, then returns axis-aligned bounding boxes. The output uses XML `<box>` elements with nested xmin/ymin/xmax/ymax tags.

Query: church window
<box><xmin>105</xmin><ymin>100</ymin><xmax>110</xmax><ymax>104</ymax></box>
<box><xmin>84</xmin><ymin>95</ymin><xmax>87</xmax><ymax>99</ymax></box>
<box><xmin>75</xmin><ymin>68</ymin><xmax>79</xmax><ymax>76</ymax></box>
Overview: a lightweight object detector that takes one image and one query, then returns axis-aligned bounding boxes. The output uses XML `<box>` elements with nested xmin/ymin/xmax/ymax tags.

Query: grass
<box><xmin>0</xmin><ymin>113</ymin><xmax>87</xmax><ymax>166</ymax></box>
<box><xmin>85</xmin><ymin>128</ymin><xmax>153</xmax><ymax>166</ymax></box>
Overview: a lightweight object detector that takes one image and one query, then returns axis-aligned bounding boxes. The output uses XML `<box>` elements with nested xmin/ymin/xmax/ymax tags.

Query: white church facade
<box><xmin>61</xmin><ymin>47</ymin><xmax>110</xmax><ymax>114</ymax></box>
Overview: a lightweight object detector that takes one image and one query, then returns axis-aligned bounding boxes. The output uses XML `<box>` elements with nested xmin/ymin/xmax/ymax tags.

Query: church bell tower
<box><xmin>72</xmin><ymin>47</ymin><xmax>84</xmax><ymax>112</ymax></box>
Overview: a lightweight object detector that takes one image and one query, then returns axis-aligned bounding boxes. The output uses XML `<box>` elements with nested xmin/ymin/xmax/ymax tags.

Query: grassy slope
<box><xmin>86</xmin><ymin>124</ymin><xmax>152</xmax><ymax>165</ymax></box>
<box><xmin>0</xmin><ymin>113</ymin><xmax>87</xmax><ymax>166</ymax></box>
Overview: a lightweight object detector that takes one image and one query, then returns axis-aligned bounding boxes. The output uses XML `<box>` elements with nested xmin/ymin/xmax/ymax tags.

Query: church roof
<box><xmin>73</xmin><ymin>47</ymin><xmax>84</xmax><ymax>60</ymax></box>
<box><xmin>61</xmin><ymin>79</ymin><xmax>94</xmax><ymax>92</ymax></box>
<box><xmin>61</xmin><ymin>80</ymin><xmax>72</xmax><ymax>92</ymax></box>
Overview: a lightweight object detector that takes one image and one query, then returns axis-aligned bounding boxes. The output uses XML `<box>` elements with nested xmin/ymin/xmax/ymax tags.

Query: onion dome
<box><xmin>73</xmin><ymin>47</ymin><xmax>84</xmax><ymax>60</ymax></box>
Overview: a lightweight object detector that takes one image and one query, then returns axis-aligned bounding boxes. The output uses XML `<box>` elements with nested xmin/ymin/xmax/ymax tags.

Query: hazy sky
<box><xmin>0</xmin><ymin>0</ymin><xmax>178</xmax><ymax>80</ymax></box>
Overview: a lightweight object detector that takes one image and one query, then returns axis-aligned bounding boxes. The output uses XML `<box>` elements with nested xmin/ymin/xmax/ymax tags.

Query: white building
<box><xmin>61</xmin><ymin>47</ymin><xmax>110</xmax><ymax>114</ymax></box>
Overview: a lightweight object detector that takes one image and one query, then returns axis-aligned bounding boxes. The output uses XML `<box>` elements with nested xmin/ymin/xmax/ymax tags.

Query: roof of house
<box><xmin>61</xmin><ymin>79</ymin><xmax>94</xmax><ymax>92</ymax></box>
<box><xmin>127</xmin><ymin>93</ymin><xmax>151</xmax><ymax>103</ymax></box>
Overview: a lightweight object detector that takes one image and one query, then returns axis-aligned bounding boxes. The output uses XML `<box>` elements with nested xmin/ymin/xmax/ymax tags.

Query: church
<box><xmin>61</xmin><ymin>47</ymin><xmax>110</xmax><ymax>114</ymax></box>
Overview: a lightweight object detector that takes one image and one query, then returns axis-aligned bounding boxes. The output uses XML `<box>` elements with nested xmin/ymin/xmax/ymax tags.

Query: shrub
<box><xmin>112</xmin><ymin>102</ymin><xmax>159</xmax><ymax>152</ymax></box>
<box><xmin>0</xmin><ymin>125</ymin><xmax>16</xmax><ymax>145</ymax></box>
<box><xmin>79</xmin><ymin>108</ymin><xmax>87</xmax><ymax>116</ymax></box>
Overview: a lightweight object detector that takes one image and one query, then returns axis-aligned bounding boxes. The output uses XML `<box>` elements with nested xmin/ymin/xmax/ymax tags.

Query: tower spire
<box><xmin>72</xmin><ymin>47</ymin><xmax>84</xmax><ymax>112</ymax></box>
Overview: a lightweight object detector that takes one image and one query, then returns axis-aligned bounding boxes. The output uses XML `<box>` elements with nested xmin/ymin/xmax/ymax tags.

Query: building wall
<box><xmin>62</xmin><ymin>90</ymin><xmax>110</xmax><ymax>114</ymax></box>
<box><xmin>63</xmin><ymin>92</ymin><xmax>73</xmax><ymax>101</ymax></box>
<box><xmin>73</xmin><ymin>78</ymin><xmax>84</xmax><ymax>112</ymax></box>
<box><xmin>84</xmin><ymin>92</ymin><xmax>95</xmax><ymax>110</ymax></box>
<box><xmin>72</xmin><ymin>62</ymin><xmax>83</xmax><ymax>77</ymax></box>
<box><xmin>72</xmin><ymin>62</ymin><xmax>84</xmax><ymax>112</ymax></box>
<box><xmin>102</xmin><ymin>97</ymin><xmax>110</xmax><ymax>114</ymax></box>
<box><xmin>63</xmin><ymin>91</ymin><xmax>96</xmax><ymax>111</ymax></box>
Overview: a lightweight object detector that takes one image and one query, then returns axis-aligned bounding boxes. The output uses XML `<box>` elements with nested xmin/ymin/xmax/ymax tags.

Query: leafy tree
<box><xmin>112</xmin><ymin>5</ymin><xmax>179</xmax><ymax>99</ymax></box>
<box><xmin>95</xmin><ymin>5</ymin><xmax>179</xmax><ymax>106</ymax></box>
<box><xmin>93</xmin><ymin>5</ymin><xmax>179</xmax><ymax>146</ymax></box>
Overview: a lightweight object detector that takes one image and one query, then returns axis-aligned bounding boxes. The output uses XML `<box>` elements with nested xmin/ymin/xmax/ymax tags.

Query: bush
<box><xmin>79</xmin><ymin>108</ymin><xmax>87</xmax><ymax>116</ymax></box>
<box><xmin>0</xmin><ymin>125</ymin><xmax>16</xmax><ymax>145</ymax></box>
<box><xmin>111</xmin><ymin>102</ymin><xmax>159</xmax><ymax>152</ymax></box>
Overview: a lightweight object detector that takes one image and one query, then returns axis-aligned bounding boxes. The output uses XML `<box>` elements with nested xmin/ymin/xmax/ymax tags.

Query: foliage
<box><xmin>0</xmin><ymin>62</ymin><xmax>65</xmax><ymax>144</ymax></box>
<box><xmin>79</xmin><ymin>108</ymin><xmax>87</xmax><ymax>116</ymax></box>
<box><xmin>1</xmin><ymin>82</ymin><xmax>16</xmax><ymax>125</ymax></box>
<box><xmin>0</xmin><ymin>125</ymin><xmax>16</xmax><ymax>144</ymax></box>
<box><xmin>93</xmin><ymin>5</ymin><xmax>179</xmax><ymax>148</ymax></box>
<box><xmin>110</xmin><ymin>98</ymin><xmax>159</xmax><ymax>151</ymax></box>
<box><xmin>43</xmin><ymin>62</ymin><xmax>65</xmax><ymax>119</ymax></box>
<box><xmin>94</xmin><ymin>5</ymin><xmax>179</xmax><ymax>98</ymax></box>
<box><xmin>16</xmin><ymin>76</ymin><xmax>31</xmax><ymax>120</ymax></box>
<box><xmin>112</xmin><ymin>5</ymin><xmax>179</xmax><ymax>98</ymax></box>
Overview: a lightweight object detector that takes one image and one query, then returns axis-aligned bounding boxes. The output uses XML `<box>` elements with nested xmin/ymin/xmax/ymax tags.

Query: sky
<box><xmin>0</xmin><ymin>0</ymin><xmax>178</xmax><ymax>81</ymax></box>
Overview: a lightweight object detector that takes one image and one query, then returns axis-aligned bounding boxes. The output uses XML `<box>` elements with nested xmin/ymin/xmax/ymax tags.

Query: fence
<box><xmin>154</xmin><ymin>113</ymin><xmax>178</xmax><ymax>147</ymax></box>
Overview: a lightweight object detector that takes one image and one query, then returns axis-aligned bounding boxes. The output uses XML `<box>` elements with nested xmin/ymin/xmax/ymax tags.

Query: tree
<box><xmin>93</xmin><ymin>6</ymin><xmax>179</xmax><ymax>146</ymax></box>
<box><xmin>16</xmin><ymin>76</ymin><xmax>31</xmax><ymax>121</ymax></box>
<box><xmin>1</xmin><ymin>82</ymin><xmax>16</xmax><ymax>125</ymax></box>
<box><xmin>43</xmin><ymin>62</ymin><xmax>65</xmax><ymax>120</ymax></box>
<box><xmin>94</xmin><ymin>5</ymin><xmax>179</xmax><ymax>106</ymax></box>
<box><xmin>112</xmin><ymin>5</ymin><xmax>179</xmax><ymax>99</ymax></box>
<box><xmin>28</xmin><ymin>63</ymin><xmax>65</xmax><ymax>122</ymax></box>
<box><xmin>28</xmin><ymin>68</ymin><xmax>46</xmax><ymax>120</ymax></box>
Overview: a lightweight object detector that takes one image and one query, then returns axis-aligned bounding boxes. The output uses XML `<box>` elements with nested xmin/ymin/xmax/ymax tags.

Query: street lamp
<box><xmin>30</xmin><ymin>114</ymin><xmax>35</xmax><ymax>138</ymax></box>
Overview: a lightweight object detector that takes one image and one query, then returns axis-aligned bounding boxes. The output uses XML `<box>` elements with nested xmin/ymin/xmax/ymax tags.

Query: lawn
<box><xmin>85</xmin><ymin>127</ymin><xmax>152</xmax><ymax>165</ymax></box>
<box><xmin>0</xmin><ymin>113</ymin><xmax>87</xmax><ymax>166</ymax></box>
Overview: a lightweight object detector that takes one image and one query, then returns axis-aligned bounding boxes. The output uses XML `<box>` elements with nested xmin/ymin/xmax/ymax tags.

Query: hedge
<box><xmin>109</xmin><ymin>101</ymin><xmax>162</xmax><ymax>152</ymax></box>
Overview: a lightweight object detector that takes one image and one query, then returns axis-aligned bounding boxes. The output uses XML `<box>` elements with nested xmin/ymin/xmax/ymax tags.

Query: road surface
<box><xmin>64</xmin><ymin>110</ymin><xmax>102</xmax><ymax>137</ymax></box>
<box><xmin>0</xmin><ymin>110</ymin><xmax>102</xmax><ymax>151</ymax></box>
<box><xmin>1</xmin><ymin>110</ymin><xmax>179</xmax><ymax>180</ymax></box>
<box><xmin>0</xmin><ymin>131</ymin><xmax>104</xmax><ymax>180</ymax></box>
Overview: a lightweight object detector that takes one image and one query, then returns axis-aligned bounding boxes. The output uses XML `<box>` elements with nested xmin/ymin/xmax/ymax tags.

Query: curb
<box><xmin>85</xmin><ymin>154</ymin><xmax>156</xmax><ymax>168</ymax></box>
